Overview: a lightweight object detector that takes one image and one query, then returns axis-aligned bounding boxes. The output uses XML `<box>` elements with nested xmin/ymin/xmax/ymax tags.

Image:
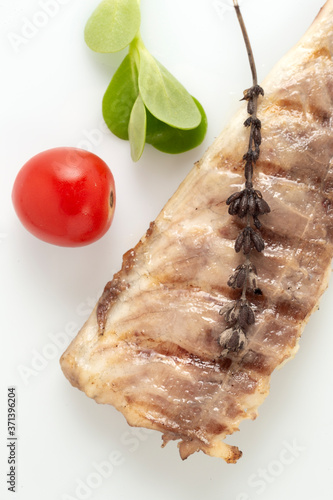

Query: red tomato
<box><xmin>12</xmin><ymin>148</ymin><xmax>116</xmax><ymax>247</ymax></box>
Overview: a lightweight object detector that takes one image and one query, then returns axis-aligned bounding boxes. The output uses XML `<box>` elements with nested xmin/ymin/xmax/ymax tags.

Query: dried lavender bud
<box><xmin>225</xmin><ymin>302</ymin><xmax>239</xmax><ymax>323</ymax></box>
<box><xmin>226</xmin><ymin>191</ymin><xmax>243</xmax><ymax>205</ymax></box>
<box><xmin>243</xmin><ymin>228</ymin><xmax>252</xmax><ymax>255</ymax></box>
<box><xmin>228</xmin><ymin>266</ymin><xmax>241</xmax><ymax>288</ymax></box>
<box><xmin>243</xmin><ymin>150</ymin><xmax>258</xmax><ymax>163</ymax></box>
<box><xmin>253</xmin><ymin>127</ymin><xmax>261</xmax><ymax>146</ymax></box>
<box><xmin>235</xmin><ymin>230</ymin><xmax>245</xmax><ymax>253</ymax></box>
<box><xmin>257</xmin><ymin>85</ymin><xmax>264</xmax><ymax>97</ymax></box>
<box><xmin>249</xmin><ymin>263</ymin><xmax>257</xmax><ymax>274</ymax></box>
<box><xmin>228</xmin><ymin>264</ymin><xmax>258</xmax><ymax>290</ymax></box>
<box><xmin>248</xmin><ymin>267</ymin><xmax>258</xmax><ymax>290</ymax></box>
<box><xmin>250</xmin><ymin>85</ymin><xmax>264</xmax><ymax>98</ymax></box>
<box><xmin>238</xmin><ymin>302</ymin><xmax>255</xmax><ymax>328</ymax></box>
<box><xmin>238</xmin><ymin>304</ymin><xmax>250</xmax><ymax>329</ymax></box>
<box><xmin>243</xmin><ymin>86</ymin><xmax>262</xmax><ymax>100</ymax></box>
<box><xmin>224</xmin><ymin>307</ymin><xmax>232</xmax><ymax>321</ymax></box>
<box><xmin>252</xmin><ymin>148</ymin><xmax>259</xmax><ymax>162</ymax></box>
<box><xmin>219</xmin><ymin>327</ymin><xmax>247</xmax><ymax>354</ymax></box>
<box><xmin>248</xmin><ymin>193</ymin><xmax>256</xmax><ymax>215</ymax></box>
<box><xmin>244</xmin><ymin>117</ymin><xmax>261</xmax><ymax>129</ymax></box>
<box><xmin>253</xmin><ymin>216</ymin><xmax>262</xmax><ymax>229</ymax></box>
<box><xmin>220</xmin><ymin>302</ymin><xmax>239</xmax><ymax>324</ymax></box>
<box><xmin>227</xmin><ymin>275</ymin><xmax>236</xmax><ymax>288</ymax></box>
<box><xmin>247</xmin><ymin>99</ymin><xmax>255</xmax><ymax>115</ymax></box>
<box><xmin>219</xmin><ymin>303</ymin><xmax>231</xmax><ymax>316</ymax></box>
<box><xmin>249</xmin><ymin>276</ymin><xmax>258</xmax><ymax>290</ymax></box>
<box><xmin>236</xmin><ymin>227</ymin><xmax>263</xmax><ymax>254</ymax></box>
<box><xmin>232</xmin><ymin>188</ymin><xmax>271</xmax><ymax>220</ymax></box>
<box><xmin>227</xmin><ymin>329</ymin><xmax>244</xmax><ymax>351</ymax></box>
<box><xmin>218</xmin><ymin>327</ymin><xmax>234</xmax><ymax>348</ymax></box>
<box><xmin>225</xmin><ymin>311</ymin><xmax>237</xmax><ymax>326</ymax></box>
<box><xmin>247</xmin><ymin>305</ymin><xmax>255</xmax><ymax>325</ymax></box>
<box><xmin>238</xmin><ymin>191</ymin><xmax>249</xmax><ymax>218</ymax></box>
<box><xmin>242</xmin><ymin>88</ymin><xmax>251</xmax><ymax>100</ymax></box>
<box><xmin>235</xmin><ymin>267</ymin><xmax>247</xmax><ymax>288</ymax></box>
<box><xmin>256</xmin><ymin>198</ymin><xmax>271</xmax><ymax>215</ymax></box>
<box><xmin>250</xmin><ymin>228</ymin><xmax>265</xmax><ymax>252</ymax></box>
<box><xmin>228</xmin><ymin>197</ymin><xmax>241</xmax><ymax>215</ymax></box>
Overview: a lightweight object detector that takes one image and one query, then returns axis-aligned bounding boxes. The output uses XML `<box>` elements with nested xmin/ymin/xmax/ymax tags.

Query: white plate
<box><xmin>1</xmin><ymin>1</ymin><xmax>332</xmax><ymax>499</ymax></box>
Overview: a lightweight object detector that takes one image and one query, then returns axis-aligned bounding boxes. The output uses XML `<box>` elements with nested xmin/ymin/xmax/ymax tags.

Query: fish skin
<box><xmin>60</xmin><ymin>0</ymin><xmax>333</xmax><ymax>462</ymax></box>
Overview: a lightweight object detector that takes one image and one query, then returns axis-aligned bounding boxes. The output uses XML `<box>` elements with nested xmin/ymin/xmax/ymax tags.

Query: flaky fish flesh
<box><xmin>61</xmin><ymin>0</ymin><xmax>333</xmax><ymax>462</ymax></box>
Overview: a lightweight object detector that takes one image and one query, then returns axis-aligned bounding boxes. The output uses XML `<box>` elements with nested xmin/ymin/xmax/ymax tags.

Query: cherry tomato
<box><xmin>12</xmin><ymin>148</ymin><xmax>116</xmax><ymax>247</ymax></box>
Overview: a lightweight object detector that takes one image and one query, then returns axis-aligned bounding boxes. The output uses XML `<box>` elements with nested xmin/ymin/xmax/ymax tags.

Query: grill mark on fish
<box><xmin>258</xmin><ymin>143</ymin><xmax>333</xmax><ymax>188</ymax></box>
<box><xmin>96</xmin><ymin>277</ymin><xmax>126</xmax><ymax>334</ymax></box>
<box><xmin>111</xmin><ymin>348</ymin><xmax>250</xmax><ymax>436</ymax></box>
<box><xmin>97</xmin><ymin>223</ymin><xmax>157</xmax><ymax>333</ymax></box>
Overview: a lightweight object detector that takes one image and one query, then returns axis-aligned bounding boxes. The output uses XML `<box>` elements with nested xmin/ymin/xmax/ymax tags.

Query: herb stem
<box><xmin>219</xmin><ymin>2</ymin><xmax>270</xmax><ymax>356</ymax></box>
<box><xmin>233</xmin><ymin>0</ymin><xmax>257</xmax><ymax>86</ymax></box>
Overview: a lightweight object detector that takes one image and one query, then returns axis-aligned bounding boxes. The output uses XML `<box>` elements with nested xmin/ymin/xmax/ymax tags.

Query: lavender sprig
<box><xmin>219</xmin><ymin>1</ymin><xmax>270</xmax><ymax>355</ymax></box>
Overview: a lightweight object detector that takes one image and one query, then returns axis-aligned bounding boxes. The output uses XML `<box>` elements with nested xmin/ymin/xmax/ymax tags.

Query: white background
<box><xmin>1</xmin><ymin>1</ymin><xmax>332</xmax><ymax>499</ymax></box>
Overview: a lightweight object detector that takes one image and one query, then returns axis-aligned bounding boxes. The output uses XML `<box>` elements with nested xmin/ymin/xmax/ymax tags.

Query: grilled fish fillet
<box><xmin>60</xmin><ymin>0</ymin><xmax>333</xmax><ymax>463</ymax></box>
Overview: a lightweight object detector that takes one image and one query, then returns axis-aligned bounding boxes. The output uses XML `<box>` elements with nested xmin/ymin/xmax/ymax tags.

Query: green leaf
<box><xmin>102</xmin><ymin>54</ymin><xmax>139</xmax><ymax>140</ymax></box>
<box><xmin>146</xmin><ymin>97</ymin><xmax>207</xmax><ymax>154</ymax></box>
<box><xmin>138</xmin><ymin>47</ymin><xmax>201</xmax><ymax>130</ymax></box>
<box><xmin>128</xmin><ymin>95</ymin><xmax>147</xmax><ymax>161</ymax></box>
<box><xmin>84</xmin><ymin>0</ymin><xmax>141</xmax><ymax>53</ymax></box>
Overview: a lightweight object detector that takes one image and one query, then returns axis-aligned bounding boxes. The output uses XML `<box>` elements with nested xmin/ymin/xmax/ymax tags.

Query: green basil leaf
<box><xmin>102</xmin><ymin>54</ymin><xmax>139</xmax><ymax>140</ymax></box>
<box><xmin>145</xmin><ymin>97</ymin><xmax>207</xmax><ymax>154</ymax></box>
<box><xmin>128</xmin><ymin>95</ymin><xmax>147</xmax><ymax>161</ymax></box>
<box><xmin>138</xmin><ymin>48</ymin><xmax>201</xmax><ymax>130</ymax></box>
<box><xmin>84</xmin><ymin>0</ymin><xmax>141</xmax><ymax>53</ymax></box>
